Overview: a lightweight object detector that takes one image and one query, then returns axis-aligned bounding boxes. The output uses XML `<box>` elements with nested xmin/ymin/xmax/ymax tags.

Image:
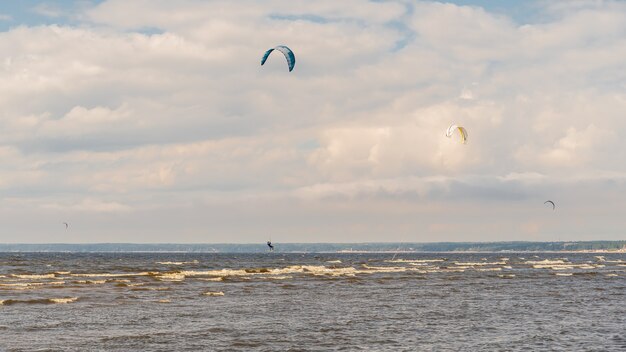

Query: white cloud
<box><xmin>0</xmin><ymin>1</ymin><xmax>625</xmax><ymax>242</ymax></box>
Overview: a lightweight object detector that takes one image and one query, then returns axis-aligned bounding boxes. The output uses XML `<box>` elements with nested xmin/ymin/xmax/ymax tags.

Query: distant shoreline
<box><xmin>1</xmin><ymin>241</ymin><xmax>625</xmax><ymax>254</ymax></box>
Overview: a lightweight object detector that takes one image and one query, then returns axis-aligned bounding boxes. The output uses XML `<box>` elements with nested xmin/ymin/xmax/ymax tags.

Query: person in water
<box><xmin>267</xmin><ymin>241</ymin><xmax>274</xmax><ymax>251</ymax></box>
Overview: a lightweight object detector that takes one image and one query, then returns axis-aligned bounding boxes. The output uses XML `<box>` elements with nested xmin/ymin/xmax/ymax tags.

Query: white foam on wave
<box><xmin>183</xmin><ymin>265</ymin><xmax>360</xmax><ymax>278</ymax></box>
<box><xmin>0</xmin><ymin>281</ymin><xmax>66</xmax><ymax>290</ymax></box>
<box><xmin>498</xmin><ymin>274</ymin><xmax>515</xmax><ymax>278</ymax></box>
<box><xmin>268</xmin><ymin>266</ymin><xmax>304</xmax><ymax>276</ymax></box>
<box><xmin>156</xmin><ymin>260</ymin><xmax>199</xmax><ymax>265</ymax></box>
<box><xmin>71</xmin><ymin>272</ymin><xmax>152</xmax><ymax>278</ymax></box>
<box><xmin>0</xmin><ymin>297</ymin><xmax>78</xmax><ymax>305</ymax></box>
<box><xmin>606</xmin><ymin>273</ymin><xmax>619</xmax><ymax>277</ymax></box>
<box><xmin>11</xmin><ymin>274</ymin><xmax>57</xmax><ymax>279</ymax></box>
<box><xmin>361</xmin><ymin>265</ymin><xmax>411</xmax><ymax>273</ymax></box>
<box><xmin>454</xmin><ymin>262</ymin><xmax>507</xmax><ymax>266</ymax></box>
<box><xmin>181</xmin><ymin>269</ymin><xmax>250</xmax><ymax>277</ymax></box>
<box><xmin>527</xmin><ymin>259</ymin><xmax>598</xmax><ymax>271</ymax></box>
<box><xmin>203</xmin><ymin>291</ymin><xmax>224</xmax><ymax>296</ymax></box>
<box><xmin>302</xmin><ymin>265</ymin><xmax>358</xmax><ymax>276</ymax></box>
<box><xmin>326</xmin><ymin>260</ymin><xmax>342</xmax><ymax>264</ymax></box>
<box><xmin>260</xmin><ymin>275</ymin><xmax>292</xmax><ymax>280</ymax></box>
<box><xmin>534</xmin><ymin>264</ymin><xmax>596</xmax><ymax>270</ymax></box>
<box><xmin>475</xmin><ymin>267</ymin><xmax>502</xmax><ymax>272</ymax></box>
<box><xmin>155</xmin><ymin>272</ymin><xmax>186</xmax><ymax>281</ymax></box>
<box><xmin>49</xmin><ymin>297</ymin><xmax>78</xmax><ymax>304</ymax></box>
<box><xmin>384</xmin><ymin>259</ymin><xmax>445</xmax><ymax>263</ymax></box>
<box><xmin>426</xmin><ymin>268</ymin><xmax>465</xmax><ymax>273</ymax></box>
<box><xmin>555</xmin><ymin>273</ymin><xmax>573</xmax><ymax>276</ymax></box>
<box><xmin>526</xmin><ymin>259</ymin><xmax>567</xmax><ymax>265</ymax></box>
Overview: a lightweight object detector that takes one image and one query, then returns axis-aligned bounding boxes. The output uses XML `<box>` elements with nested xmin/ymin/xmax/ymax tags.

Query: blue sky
<box><xmin>0</xmin><ymin>1</ymin><xmax>96</xmax><ymax>30</ymax></box>
<box><xmin>0</xmin><ymin>1</ymin><xmax>548</xmax><ymax>31</ymax></box>
<box><xmin>0</xmin><ymin>1</ymin><xmax>625</xmax><ymax>243</ymax></box>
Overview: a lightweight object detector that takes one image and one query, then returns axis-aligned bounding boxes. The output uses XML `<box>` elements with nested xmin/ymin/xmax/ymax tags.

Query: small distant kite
<box><xmin>544</xmin><ymin>200</ymin><xmax>556</xmax><ymax>210</ymax></box>
<box><xmin>261</xmin><ymin>45</ymin><xmax>295</xmax><ymax>72</ymax></box>
<box><xmin>63</xmin><ymin>222</ymin><xmax>69</xmax><ymax>230</ymax></box>
<box><xmin>446</xmin><ymin>124</ymin><xmax>468</xmax><ymax>144</ymax></box>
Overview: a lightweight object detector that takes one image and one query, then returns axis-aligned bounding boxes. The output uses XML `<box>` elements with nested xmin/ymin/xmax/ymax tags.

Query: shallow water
<box><xmin>1</xmin><ymin>252</ymin><xmax>625</xmax><ymax>351</ymax></box>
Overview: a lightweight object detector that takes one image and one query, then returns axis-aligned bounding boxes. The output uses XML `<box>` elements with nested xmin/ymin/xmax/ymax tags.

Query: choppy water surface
<box><xmin>1</xmin><ymin>252</ymin><xmax>625</xmax><ymax>351</ymax></box>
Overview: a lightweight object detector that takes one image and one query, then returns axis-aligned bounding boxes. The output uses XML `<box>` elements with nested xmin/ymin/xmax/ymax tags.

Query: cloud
<box><xmin>0</xmin><ymin>1</ymin><xmax>625</xmax><ymax>241</ymax></box>
<box><xmin>41</xmin><ymin>198</ymin><xmax>133</xmax><ymax>212</ymax></box>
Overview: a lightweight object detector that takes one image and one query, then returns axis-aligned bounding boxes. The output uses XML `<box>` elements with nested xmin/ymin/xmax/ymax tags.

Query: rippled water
<box><xmin>1</xmin><ymin>252</ymin><xmax>625</xmax><ymax>351</ymax></box>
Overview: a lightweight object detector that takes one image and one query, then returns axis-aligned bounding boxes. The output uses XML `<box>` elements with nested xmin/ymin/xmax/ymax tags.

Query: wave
<box><xmin>71</xmin><ymin>272</ymin><xmax>152</xmax><ymax>278</ymax></box>
<box><xmin>259</xmin><ymin>275</ymin><xmax>292</xmax><ymax>280</ymax></box>
<box><xmin>10</xmin><ymin>273</ymin><xmax>57</xmax><ymax>279</ymax></box>
<box><xmin>156</xmin><ymin>260</ymin><xmax>199</xmax><ymax>265</ymax></box>
<box><xmin>130</xmin><ymin>286</ymin><xmax>170</xmax><ymax>291</ymax></box>
<box><xmin>180</xmin><ymin>269</ymin><xmax>250</xmax><ymax>277</ymax></box>
<box><xmin>72</xmin><ymin>280</ymin><xmax>106</xmax><ymax>285</ymax></box>
<box><xmin>454</xmin><ymin>262</ymin><xmax>507</xmax><ymax>266</ymax></box>
<box><xmin>326</xmin><ymin>260</ymin><xmax>342</xmax><ymax>263</ymax></box>
<box><xmin>498</xmin><ymin>274</ymin><xmax>515</xmax><ymax>278</ymax></box>
<box><xmin>154</xmin><ymin>273</ymin><xmax>186</xmax><ymax>281</ymax></box>
<box><xmin>525</xmin><ymin>259</ymin><xmax>567</xmax><ymax>265</ymax></box>
<box><xmin>181</xmin><ymin>265</ymin><xmax>360</xmax><ymax>278</ymax></box>
<box><xmin>0</xmin><ymin>297</ymin><xmax>78</xmax><ymax>305</ymax></box>
<box><xmin>529</xmin><ymin>261</ymin><xmax>598</xmax><ymax>270</ymax></box>
<box><xmin>361</xmin><ymin>264</ymin><xmax>413</xmax><ymax>273</ymax></box>
<box><xmin>475</xmin><ymin>267</ymin><xmax>502</xmax><ymax>272</ymax></box>
<box><xmin>202</xmin><ymin>291</ymin><xmax>224</xmax><ymax>296</ymax></box>
<box><xmin>116</xmin><ymin>282</ymin><xmax>145</xmax><ymax>287</ymax></box>
<box><xmin>384</xmin><ymin>259</ymin><xmax>445</xmax><ymax>263</ymax></box>
<box><xmin>302</xmin><ymin>265</ymin><xmax>358</xmax><ymax>276</ymax></box>
<box><xmin>0</xmin><ymin>281</ymin><xmax>66</xmax><ymax>290</ymax></box>
<box><xmin>198</xmin><ymin>277</ymin><xmax>223</xmax><ymax>282</ymax></box>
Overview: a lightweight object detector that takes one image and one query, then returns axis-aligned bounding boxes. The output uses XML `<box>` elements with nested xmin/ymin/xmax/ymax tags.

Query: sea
<box><xmin>1</xmin><ymin>252</ymin><xmax>625</xmax><ymax>351</ymax></box>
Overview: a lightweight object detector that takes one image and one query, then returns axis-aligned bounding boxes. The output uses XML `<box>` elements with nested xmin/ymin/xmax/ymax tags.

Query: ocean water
<box><xmin>1</xmin><ymin>252</ymin><xmax>625</xmax><ymax>351</ymax></box>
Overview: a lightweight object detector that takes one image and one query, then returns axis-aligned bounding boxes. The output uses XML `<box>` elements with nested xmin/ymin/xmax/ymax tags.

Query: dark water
<box><xmin>1</xmin><ymin>252</ymin><xmax>625</xmax><ymax>351</ymax></box>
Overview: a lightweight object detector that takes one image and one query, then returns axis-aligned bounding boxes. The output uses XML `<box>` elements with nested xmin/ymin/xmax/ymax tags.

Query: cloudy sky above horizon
<box><xmin>1</xmin><ymin>0</ymin><xmax>625</xmax><ymax>243</ymax></box>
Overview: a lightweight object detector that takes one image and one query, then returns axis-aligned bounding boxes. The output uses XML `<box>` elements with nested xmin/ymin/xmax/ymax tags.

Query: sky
<box><xmin>0</xmin><ymin>0</ymin><xmax>625</xmax><ymax>243</ymax></box>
